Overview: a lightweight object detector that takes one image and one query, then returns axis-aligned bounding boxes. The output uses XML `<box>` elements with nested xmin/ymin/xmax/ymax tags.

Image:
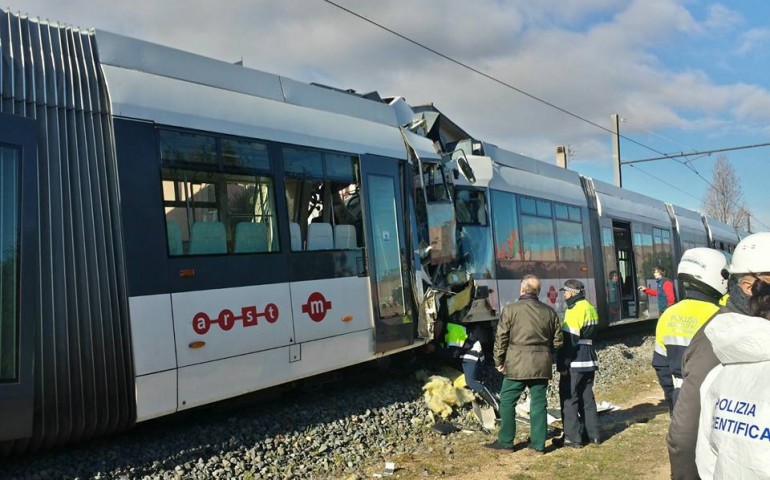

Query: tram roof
<box><xmin>93</xmin><ymin>30</ymin><xmax>440</xmax><ymax>161</ymax></box>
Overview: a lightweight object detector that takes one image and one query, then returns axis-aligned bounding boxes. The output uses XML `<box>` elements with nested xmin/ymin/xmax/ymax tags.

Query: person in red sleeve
<box><xmin>638</xmin><ymin>265</ymin><xmax>676</xmax><ymax>314</ymax></box>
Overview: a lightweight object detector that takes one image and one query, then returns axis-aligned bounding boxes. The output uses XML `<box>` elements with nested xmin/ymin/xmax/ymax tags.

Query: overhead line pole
<box><xmin>611</xmin><ymin>114</ymin><xmax>622</xmax><ymax>187</ymax></box>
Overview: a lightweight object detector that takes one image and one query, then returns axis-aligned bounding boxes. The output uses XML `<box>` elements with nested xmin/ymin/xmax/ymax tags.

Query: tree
<box><xmin>701</xmin><ymin>155</ymin><xmax>749</xmax><ymax>231</ymax></box>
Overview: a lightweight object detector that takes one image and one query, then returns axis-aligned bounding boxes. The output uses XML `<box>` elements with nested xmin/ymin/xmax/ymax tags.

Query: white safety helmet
<box><xmin>728</xmin><ymin>232</ymin><xmax>770</xmax><ymax>275</ymax></box>
<box><xmin>677</xmin><ymin>247</ymin><xmax>729</xmax><ymax>297</ymax></box>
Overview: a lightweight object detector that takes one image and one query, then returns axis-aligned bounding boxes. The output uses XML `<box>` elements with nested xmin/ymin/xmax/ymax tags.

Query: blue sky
<box><xmin>5</xmin><ymin>0</ymin><xmax>769</xmax><ymax>230</ymax></box>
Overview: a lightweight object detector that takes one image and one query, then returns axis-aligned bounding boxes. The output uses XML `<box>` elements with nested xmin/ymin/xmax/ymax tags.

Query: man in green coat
<box><xmin>486</xmin><ymin>275</ymin><xmax>563</xmax><ymax>453</ymax></box>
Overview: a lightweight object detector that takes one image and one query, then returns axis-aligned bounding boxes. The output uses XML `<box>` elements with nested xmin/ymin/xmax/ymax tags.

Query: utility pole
<box><xmin>611</xmin><ymin>113</ymin><xmax>622</xmax><ymax>188</ymax></box>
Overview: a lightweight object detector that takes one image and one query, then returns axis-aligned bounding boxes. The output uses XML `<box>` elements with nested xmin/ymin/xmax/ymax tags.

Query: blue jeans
<box><xmin>462</xmin><ymin>359</ymin><xmax>483</xmax><ymax>393</ymax></box>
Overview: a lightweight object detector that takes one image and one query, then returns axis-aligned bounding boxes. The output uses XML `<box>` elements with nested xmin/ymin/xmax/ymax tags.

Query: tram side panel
<box><xmin>115</xmin><ymin>118</ymin><xmax>392</xmax><ymax>420</ymax></box>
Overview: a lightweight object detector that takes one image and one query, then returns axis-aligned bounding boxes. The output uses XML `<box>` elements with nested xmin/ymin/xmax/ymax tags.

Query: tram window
<box><xmin>521</xmin><ymin>215</ymin><xmax>557</xmax><ymax>262</ymax></box>
<box><xmin>568</xmin><ymin>206</ymin><xmax>581</xmax><ymax>222</ymax></box>
<box><xmin>536</xmin><ymin>199</ymin><xmax>552</xmax><ymax>217</ymax></box>
<box><xmin>0</xmin><ymin>146</ymin><xmax>20</xmax><ymax>382</ymax></box>
<box><xmin>221</xmin><ymin>138</ymin><xmax>269</xmax><ymax>170</ymax></box>
<box><xmin>283</xmin><ymin>147</ymin><xmax>324</xmax><ymax>177</ymax></box>
<box><xmin>325</xmin><ymin>153</ymin><xmax>356</xmax><ymax>179</ymax></box>
<box><xmin>554</xmin><ymin>203</ymin><xmax>569</xmax><ymax>221</ymax></box>
<box><xmin>455</xmin><ymin>189</ymin><xmax>487</xmax><ymax>225</ymax></box>
<box><xmin>158</xmin><ymin>129</ymin><xmax>278</xmax><ymax>256</ymax></box>
<box><xmin>652</xmin><ymin>227</ymin><xmax>673</xmax><ymax>272</ymax></box>
<box><xmin>159</xmin><ymin>130</ymin><xmax>216</xmax><ymax>165</ymax></box>
<box><xmin>491</xmin><ymin>190</ymin><xmax>520</xmax><ymax>262</ymax></box>
<box><xmin>283</xmin><ymin>147</ymin><xmax>362</xmax><ymax>251</ymax></box>
<box><xmin>161</xmin><ymin>169</ymin><xmax>278</xmax><ymax>256</ymax></box>
<box><xmin>520</xmin><ymin>197</ymin><xmax>537</xmax><ymax>216</ymax></box>
<box><xmin>556</xmin><ymin>220</ymin><xmax>585</xmax><ymax>262</ymax></box>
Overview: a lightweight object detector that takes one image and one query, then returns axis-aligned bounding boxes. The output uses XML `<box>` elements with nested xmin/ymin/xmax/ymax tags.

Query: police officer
<box><xmin>652</xmin><ymin>248</ymin><xmax>728</xmax><ymax>413</ymax></box>
<box><xmin>555</xmin><ymin>279</ymin><xmax>600</xmax><ymax>448</ymax></box>
<box><xmin>668</xmin><ymin>233</ymin><xmax>770</xmax><ymax>480</ymax></box>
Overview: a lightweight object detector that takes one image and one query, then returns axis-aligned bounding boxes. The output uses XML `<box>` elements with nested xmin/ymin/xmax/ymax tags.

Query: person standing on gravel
<box><xmin>555</xmin><ymin>279</ymin><xmax>600</xmax><ymax>448</ymax></box>
<box><xmin>668</xmin><ymin>232</ymin><xmax>770</xmax><ymax>480</ymax></box>
<box><xmin>652</xmin><ymin>248</ymin><xmax>728</xmax><ymax>413</ymax></box>
<box><xmin>485</xmin><ymin>275</ymin><xmax>563</xmax><ymax>453</ymax></box>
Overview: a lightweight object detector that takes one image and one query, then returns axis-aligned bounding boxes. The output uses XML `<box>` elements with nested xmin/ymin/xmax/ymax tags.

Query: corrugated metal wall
<box><xmin>0</xmin><ymin>11</ymin><xmax>134</xmax><ymax>453</ymax></box>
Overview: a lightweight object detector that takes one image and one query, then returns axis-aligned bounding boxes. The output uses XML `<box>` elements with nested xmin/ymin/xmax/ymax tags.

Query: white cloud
<box><xmin>5</xmin><ymin>0</ymin><xmax>770</xmax><ymax>171</ymax></box>
<box><xmin>736</xmin><ymin>27</ymin><xmax>770</xmax><ymax>55</ymax></box>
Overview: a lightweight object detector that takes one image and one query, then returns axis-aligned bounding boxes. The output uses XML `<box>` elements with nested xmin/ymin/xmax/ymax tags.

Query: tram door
<box><xmin>0</xmin><ymin>113</ymin><xmax>38</xmax><ymax>441</ymax></box>
<box><xmin>360</xmin><ymin>155</ymin><xmax>415</xmax><ymax>353</ymax></box>
<box><xmin>613</xmin><ymin>221</ymin><xmax>639</xmax><ymax>319</ymax></box>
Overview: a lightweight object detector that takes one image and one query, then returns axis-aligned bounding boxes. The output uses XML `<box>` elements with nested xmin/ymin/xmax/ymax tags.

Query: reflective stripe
<box><xmin>462</xmin><ymin>352</ymin><xmax>482</xmax><ymax>362</ymax></box>
<box><xmin>663</xmin><ymin>335</ymin><xmax>691</xmax><ymax>347</ymax></box>
<box><xmin>654</xmin><ymin>344</ymin><xmax>668</xmax><ymax>356</ymax></box>
<box><xmin>463</xmin><ymin>340</ymin><xmax>484</xmax><ymax>362</ymax></box>
<box><xmin>673</xmin><ymin>376</ymin><xmax>683</xmax><ymax>388</ymax></box>
<box><xmin>577</xmin><ymin>339</ymin><xmax>593</xmax><ymax>345</ymax></box>
<box><xmin>570</xmin><ymin>360</ymin><xmax>599</xmax><ymax>368</ymax></box>
<box><xmin>447</xmin><ymin>340</ymin><xmax>464</xmax><ymax>347</ymax></box>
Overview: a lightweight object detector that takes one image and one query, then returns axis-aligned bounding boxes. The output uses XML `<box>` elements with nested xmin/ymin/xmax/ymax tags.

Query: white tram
<box><xmin>0</xmin><ymin>11</ymin><xmax>739</xmax><ymax>453</ymax></box>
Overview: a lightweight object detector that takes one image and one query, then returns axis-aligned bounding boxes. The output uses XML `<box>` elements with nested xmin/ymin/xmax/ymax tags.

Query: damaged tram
<box><xmin>0</xmin><ymin>12</ymin><xmax>738</xmax><ymax>453</ymax></box>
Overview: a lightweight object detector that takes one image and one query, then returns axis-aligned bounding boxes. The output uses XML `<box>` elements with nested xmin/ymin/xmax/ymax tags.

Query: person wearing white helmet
<box><xmin>668</xmin><ymin>232</ymin><xmax>770</xmax><ymax>480</ymax></box>
<box><xmin>694</xmin><ymin>275</ymin><xmax>770</xmax><ymax>479</ymax></box>
<box><xmin>653</xmin><ymin>248</ymin><xmax>728</xmax><ymax>414</ymax></box>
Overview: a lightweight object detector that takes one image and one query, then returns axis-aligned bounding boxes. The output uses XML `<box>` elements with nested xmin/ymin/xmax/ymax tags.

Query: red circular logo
<box><xmin>264</xmin><ymin>303</ymin><xmax>279</xmax><ymax>323</ymax></box>
<box><xmin>547</xmin><ymin>286</ymin><xmax>558</xmax><ymax>304</ymax></box>
<box><xmin>302</xmin><ymin>292</ymin><xmax>332</xmax><ymax>322</ymax></box>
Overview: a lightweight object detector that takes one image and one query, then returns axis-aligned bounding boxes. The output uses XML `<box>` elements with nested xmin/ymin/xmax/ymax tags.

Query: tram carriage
<box><xmin>0</xmin><ymin>11</ymin><xmax>739</xmax><ymax>453</ymax></box>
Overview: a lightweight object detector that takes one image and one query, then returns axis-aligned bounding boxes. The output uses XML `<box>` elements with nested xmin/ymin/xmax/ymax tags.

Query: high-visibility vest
<box><xmin>562</xmin><ymin>299</ymin><xmax>599</xmax><ymax>371</ymax></box>
<box><xmin>445</xmin><ymin>323</ymin><xmax>484</xmax><ymax>362</ymax></box>
<box><xmin>444</xmin><ymin>323</ymin><xmax>468</xmax><ymax>348</ymax></box>
<box><xmin>654</xmin><ymin>298</ymin><xmax>719</xmax><ymax>380</ymax></box>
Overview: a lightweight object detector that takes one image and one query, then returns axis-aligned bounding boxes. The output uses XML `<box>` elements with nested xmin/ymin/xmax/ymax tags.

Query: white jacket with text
<box><xmin>696</xmin><ymin>313</ymin><xmax>770</xmax><ymax>479</ymax></box>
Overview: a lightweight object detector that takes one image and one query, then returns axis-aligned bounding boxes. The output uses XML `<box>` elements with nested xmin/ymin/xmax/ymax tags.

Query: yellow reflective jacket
<box><xmin>558</xmin><ymin>298</ymin><xmax>599</xmax><ymax>372</ymax></box>
<box><xmin>653</xmin><ymin>298</ymin><xmax>719</xmax><ymax>379</ymax></box>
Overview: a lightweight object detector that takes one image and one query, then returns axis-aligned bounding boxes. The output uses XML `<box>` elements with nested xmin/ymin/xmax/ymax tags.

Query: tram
<box><xmin>0</xmin><ymin>11</ymin><xmax>739</xmax><ymax>453</ymax></box>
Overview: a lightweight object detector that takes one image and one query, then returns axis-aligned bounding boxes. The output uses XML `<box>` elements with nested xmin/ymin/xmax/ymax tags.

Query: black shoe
<box><xmin>553</xmin><ymin>437</ymin><xmax>584</xmax><ymax>448</ymax></box>
<box><xmin>485</xmin><ymin>441</ymin><xmax>514</xmax><ymax>451</ymax></box>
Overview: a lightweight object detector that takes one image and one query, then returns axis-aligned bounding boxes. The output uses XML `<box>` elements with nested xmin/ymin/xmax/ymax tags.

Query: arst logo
<box><xmin>193</xmin><ymin>304</ymin><xmax>279</xmax><ymax>335</ymax></box>
<box><xmin>302</xmin><ymin>292</ymin><xmax>332</xmax><ymax>322</ymax></box>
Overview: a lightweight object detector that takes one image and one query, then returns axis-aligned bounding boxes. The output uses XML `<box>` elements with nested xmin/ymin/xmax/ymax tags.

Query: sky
<box><xmin>5</xmin><ymin>0</ymin><xmax>770</xmax><ymax>231</ymax></box>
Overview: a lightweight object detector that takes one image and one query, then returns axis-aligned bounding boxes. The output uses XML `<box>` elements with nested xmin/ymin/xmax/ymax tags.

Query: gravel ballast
<box><xmin>1</xmin><ymin>332</ymin><xmax>656</xmax><ymax>479</ymax></box>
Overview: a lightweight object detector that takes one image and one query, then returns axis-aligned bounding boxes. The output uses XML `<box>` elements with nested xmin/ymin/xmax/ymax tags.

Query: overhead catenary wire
<box><xmin>321</xmin><ymin>0</ymin><xmax>669</xmax><ymax>158</ymax></box>
<box><xmin>322</xmin><ymin>1</ymin><xmax>767</xmax><ymax>230</ymax></box>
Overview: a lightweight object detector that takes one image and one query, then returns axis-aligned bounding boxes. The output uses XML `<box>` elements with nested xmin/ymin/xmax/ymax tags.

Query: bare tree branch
<box><xmin>701</xmin><ymin>155</ymin><xmax>749</xmax><ymax>231</ymax></box>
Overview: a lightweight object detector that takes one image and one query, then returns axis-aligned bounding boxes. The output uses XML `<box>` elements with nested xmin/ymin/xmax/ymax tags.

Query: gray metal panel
<box><xmin>95</xmin><ymin>30</ymin><xmax>403</xmax><ymax>128</ymax></box>
<box><xmin>591</xmin><ymin>177</ymin><xmax>671</xmax><ymax>227</ymax></box>
<box><xmin>481</xmin><ymin>144</ymin><xmax>587</xmax><ymax>206</ymax></box>
<box><xmin>489</xmin><ymin>163</ymin><xmax>588</xmax><ymax>206</ymax></box>
<box><xmin>102</xmin><ymin>65</ymin><xmax>414</xmax><ymax>160</ymax></box>
<box><xmin>671</xmin><ymin>204</ymin><xmax>708</xmax><ymax>243</ymax></box>
<box><xmin>280</xmin><ymin>76</ymin><xmax>398</xmax><ymax>126</ymax></box>
<box><xmin>0</xmin><ymin>12</ymin><xmax>134</xmax><ymax>454</ymax></box>
<box><xmin>706</xmin><ymin>217</ymin><xmax>739</xmax><ymax>244</ymax></box>
<box><xmin>94</xmin><ymin>30</ymin><xmax>286</xmax><ymax>102</ymax></box>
